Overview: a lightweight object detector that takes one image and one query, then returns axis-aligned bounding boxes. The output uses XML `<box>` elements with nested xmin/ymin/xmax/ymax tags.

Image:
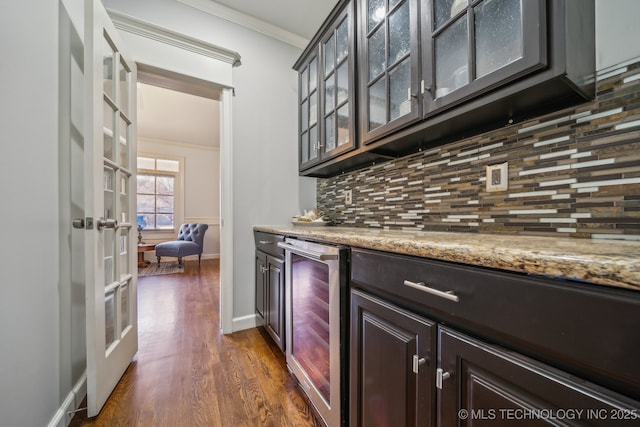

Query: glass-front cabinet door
<box><xmin>298</xmin><ymin>51</ymin><xmax>320</xmax><ymax>170</ymax></box>
<box><xmin>297</xmin><ymin>0</ymin><xmax>356</xmax><ymax>172</ymax></box>
<box><xmin>359</xmin><ymin>0</ymin><xmax>421</xmax><ymax>144</ymax></box>
<box><xmin>421</xmin><ymin>0</ymin><xmax>547</xmax><ymax>116</ymax></box>
<box><xmin>320</xmin><ymin>5</ymin><xmax>356</xmax><ymax>162</ymax></box>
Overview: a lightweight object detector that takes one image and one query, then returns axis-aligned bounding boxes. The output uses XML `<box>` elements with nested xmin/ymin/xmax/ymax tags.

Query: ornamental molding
<box><xmin>107</xmin><ymin>9</ymin><xmax>242</xmax><ymax>67</ymax></box>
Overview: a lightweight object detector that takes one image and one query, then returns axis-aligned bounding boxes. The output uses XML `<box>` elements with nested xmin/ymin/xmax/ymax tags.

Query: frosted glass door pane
<box><xmin>105</xmin><ymin>291</ymin><xmax>116</xmax><ymax>350</ymax></box>
<box><xmin>119</xmin><ymin>173</ymin><xmax>128</xmax><ymax>224</ymax></box>
<box><xmin>118</xmin><ymin>116</ymin><xmax>129</xmax><ymax>168</ymax></box>
<box><xmin>369</xmin><ymin>77</ymin><xmax>386</xmax><ymax>130</ymax></box>
<box><xmin>301</xmin><ymin>67</ymin><xmax>309</xmax><ymax>99</ymax></box>
<box><xmin>336</xmin><ymin>63</ymin><xmax>349</xmax><ymax>105</ymax></box>
<box><xmin>325</xmin><ymin>34</ymin><xmax>335</xmax><ymax>75</ymax></box>
<box><xmin>120</xmin><ymin>282</ymin><xmax>130</xmax><ymax>334</ymax></box>
<box><xmin>325</xmin><ymin>113</ymin><xmax>336</xmax><ymax>151</ymax></box>
<box><xmin>309</xmin><ymin>58</ymin><xmax>318</xmax><ymax>93</ymax></box>
<box><xmin>301</xmin><ymin>131</ymin><xmax>309</xmax><ymax>162</ymax></box>
<box><xmin>435</xmin><ymin>0</ymin><xmax>468</xmax><ymax>28</ymax></box>
<box><xmin>337</xmin><ymin>104</ymin><xmax>350</xmax><ymax>146</ymax></box>
<box><xmin>119</xmin><ymin>228</ymin><xmax>129</xmax><ymax>277</ymax></box>
<box><xmin>118</xmin><ymin>58</ymin><xmax>129</xmax><ymax>115</ymax></box>
<box><xmin>435</xmin><ymin>17</ymin><xmax>468</xmax><ymax>97</ymax></box>
<box><xmin>309</xmin><ymin>125</ymin><xmax>318</xmax><ymax>160</ymax></box>
<box><xmin>475</xmin><ymin>0</ymin><xmax>523</xmax><ymax>78</ymax></box>
<box><xmin>336</xmin><ymin>19</ymin><xmax>348</xmax><ymax>62</ymax></box>
<box><xmin>103</xmin><ymin>37</ymin><xmax>114</xmax><ymax>99</ymax></box>
<box><xmin>309</xmin><ymin>92</ymin><xmax>318</xmax><ymax>126</ymax></box>
<box><xmin>389</xmin><ymin>1</ymin><xmax>410</xmax><ymax>65</ymax></box>
<box><xmin>103</xmin><ymin>101</ymin><xmax>115</xmax><ymax>161</ymax></box>
<box><xmin>368</xmin><ymin>0</ymin><xmax>385</xmax><ymax>31</ymax></box>
<box><xmin>103</xmin><ymin>167</ymin><xmax>114</xmax><ymax>219</ymax></box>
<box><xmin>390</xmin><ymin>0</ymin><xmax>402</xmax><ymax>10</ymax></box>
<box><xmin>325</xmin><ymin>75</ymin><xmax>336</xmax><ymax>114</ymax></box>
<box><xmin>389</xmin><ymin>59</ymin><xmax>411</xmax><ymax>121</ymax></box>
<box><xmin>104</xmin><ymin>228</ymin><xmax>115</xmax><ymax>286</ymax></box>
<box><xmin>301</xmin><ymin>99</ymin><xmax>309</xmax><ymax>130</ymax></box>
<box><xmin>368</xmin><ymin>26</ymin><xmax>386</xmax><ymax>80</ymax></box>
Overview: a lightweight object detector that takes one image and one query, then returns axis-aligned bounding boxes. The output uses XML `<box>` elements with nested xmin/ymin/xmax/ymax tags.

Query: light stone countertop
<box><xmin>254</xmin><ymin>225</ymin><xmax>640</xmax><ymax>291</ymax></box>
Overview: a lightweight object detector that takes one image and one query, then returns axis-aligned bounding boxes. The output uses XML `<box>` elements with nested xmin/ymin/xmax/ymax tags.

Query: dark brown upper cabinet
<box><xmin>295</xmin><ymin>0</ymin><xmax>358</xmax><ymax>172</ymax></box>
<box><xmin>295</xmin><ymin>0</ymin><xmax>595</xmax><ymax>177</ymax></box>
<box><xmin>366</xmin><ymin>0</ymin><xmax>595</xmax><ymax>156</ymax></box>
<box><xmin>421</xmin><ymin>0</ymin><xmax>547</xmax><ymax>116</ymax></box>
<box><xmin>358</xmin><ymin>0</ymin><xmax>422</xmax><ymax>144</ymax></box>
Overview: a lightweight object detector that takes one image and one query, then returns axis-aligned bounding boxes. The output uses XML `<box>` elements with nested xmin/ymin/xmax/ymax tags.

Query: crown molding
<box><xmin>107</xmin><ymin>9</ymin><xmax>242</xmax><ymax>66</ymax></box>
<box><xmin>177</xmin><ymin>0</ymin><xmax>309</xmax><ymax>49</ymax></box>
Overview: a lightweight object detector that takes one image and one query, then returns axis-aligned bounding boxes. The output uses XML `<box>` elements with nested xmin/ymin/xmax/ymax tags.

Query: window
<box><xmin>136</xmin><ymin>156</ymin><xmax>180</xmax><ymax>231</ymax></box>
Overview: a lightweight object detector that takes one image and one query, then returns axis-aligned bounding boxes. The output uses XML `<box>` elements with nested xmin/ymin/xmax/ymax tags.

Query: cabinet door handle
<box><xmin>403</xmin><ymin>280</ymin><xmax>460</xmax><ymax>302</ymax></box>
<box><xmin>436</xmin><ymin>368</ymin><xmax>451</xmax><ymax>389</ymax></box>
<box><xmin>421</xmin><ymin>79</ymin><xmax>433</xmax><ymax>95</ymax></box>
<box><xmin>412</xmin><ymin>354</ymin><xmax>426</xmax><ymax>374</ymax></box>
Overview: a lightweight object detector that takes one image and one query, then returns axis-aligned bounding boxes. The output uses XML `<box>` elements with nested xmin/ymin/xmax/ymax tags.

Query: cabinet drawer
<box><xmin>350</xmin><ymin>248</ymin><xmax>640</xmax><ymax>400</ymax></box>
<box><xmin>254</xmin><ymin>231</ymin><xmax>285</xmax><ymax>258</ymax></box>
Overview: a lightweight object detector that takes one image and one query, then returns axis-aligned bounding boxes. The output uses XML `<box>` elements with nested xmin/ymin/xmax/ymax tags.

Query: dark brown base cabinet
<box><xmin>350</xmin><ymin>248</ymin><xmax>640</xmax><ymax>427</ymax></box>
<box><xmin>438</xmin><ymin>327</ymin><xmax>639</xmax><ymax>427</ymax></box>
<box><xmin>350</xmin><ymin>289</ymin><xmax>436</xmax><ymax>427</ymax></box>
<box><xmin>254</xmin><ymin>232</ymin><xmax>285</xmax><ymax>351</ymax></box>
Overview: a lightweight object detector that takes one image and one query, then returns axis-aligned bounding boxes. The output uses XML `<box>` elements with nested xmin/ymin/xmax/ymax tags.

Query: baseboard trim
<box><xmin>231</xmin><ymin>313</ymin><xmax>257</xmax><ymax>333</ymax></box>
<box><xmin>47</xmin><ymin>372</ymin><xmax>87</xmax><ymax>427</ymax></box>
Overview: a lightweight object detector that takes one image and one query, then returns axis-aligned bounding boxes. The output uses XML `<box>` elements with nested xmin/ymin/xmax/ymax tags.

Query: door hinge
<box><xmin>412</xmin><ymin>354</ymin><xmax>426</xmax><ymax>374</ymax></box>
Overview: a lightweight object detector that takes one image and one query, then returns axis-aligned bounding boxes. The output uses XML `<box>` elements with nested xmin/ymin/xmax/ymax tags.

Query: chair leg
<box><xmin>178</xmin><ymin>257</ymin><xmax>183</xmax><ymax>267</ymax></box>
<box><xmin>198</xmin><ymin>254</ymin><xmax>202</xmax><ymax>265</ymax></box>
<box><xmin>157</xmin><ymin>256</ymin><xmax>161</xmax><ymax>266</ymax></box>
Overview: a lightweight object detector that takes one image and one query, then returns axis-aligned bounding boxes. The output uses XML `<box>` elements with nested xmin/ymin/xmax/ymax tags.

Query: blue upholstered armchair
<box><xmin>155</xmin><ymin>223</ymin><xmax>208</xmax><ymax>267</ymax></box>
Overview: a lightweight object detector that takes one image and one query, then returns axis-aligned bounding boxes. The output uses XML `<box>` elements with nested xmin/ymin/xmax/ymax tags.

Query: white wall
<box><xmin>596</xmin><ymin>0</ymin><xmax>640</xmax><ymax>69</ymax></box>
<box><xmin>0</xmin><ymin>1</ymin><xmax>61</xmax><ymax>426</ymax></box>
<box><xmin>138</xmin><ymin>137</ymin><xmax>221</xmax><ymax>259</ymax></box>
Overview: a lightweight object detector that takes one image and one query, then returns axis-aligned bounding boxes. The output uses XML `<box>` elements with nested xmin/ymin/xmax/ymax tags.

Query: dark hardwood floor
<box><xmin>71</xmin><ymin>259</ymin><xmax>321</xmax><ymax>426</ymax></box>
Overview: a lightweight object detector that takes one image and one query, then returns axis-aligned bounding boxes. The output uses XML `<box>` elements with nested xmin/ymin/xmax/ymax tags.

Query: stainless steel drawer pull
<box><xmin>258</xmin><ymin>240</ymin><xmax>273</xmax><ymax>244</ymax></box>
<box><xmin>403</xmin><ymin>280</ymin><xmax>460</xmax><ymax>302</ymax></box>
<box><xmin>412</xmin><ymin>354</ymin><xmax>426</xmax><ymax>374</ymax></box>
<box><xmin>436</xmin><ymin>368</ymin><xmax>451</xmax><ymax>389</ymax></box>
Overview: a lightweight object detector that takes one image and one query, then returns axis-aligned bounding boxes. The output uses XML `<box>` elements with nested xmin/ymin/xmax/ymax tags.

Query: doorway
<box><xmin>135</xmin><ymin>78</ymin><xmax>221</xmax><ymax>258</ymax></box>
<box><xmin>134</xmin><ymin>65</ymin><xmax>232</xmax><ymax>335</ymax></box>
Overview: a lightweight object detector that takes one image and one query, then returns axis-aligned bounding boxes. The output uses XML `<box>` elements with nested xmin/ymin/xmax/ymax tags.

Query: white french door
<box><xmin>84</xmin><ymin>0</ymin><xmax>138</xmax><ymax>416</ymax></box>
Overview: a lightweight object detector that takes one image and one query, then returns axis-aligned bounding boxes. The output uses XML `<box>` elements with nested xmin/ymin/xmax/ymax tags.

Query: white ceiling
<box><xmin>137</xmin><ymin>83</ymin><xmax>220</xmax><ymax>147</ymax></box>
<box><xmin>209</xmin><ymin>0</ymin><xmax>340</xmax><ymax>40</ymax></box>
<box><xmin>137</xmin><ymin>0</ymin><xmax>339</xmax><ymax>148</ymax></box>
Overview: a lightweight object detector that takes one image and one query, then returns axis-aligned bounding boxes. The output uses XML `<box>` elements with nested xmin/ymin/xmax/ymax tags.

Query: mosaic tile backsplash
<box><xmin>317</xmin><ymin>59</ymin><xmax>640</xmax><ymax>240</ymax></box>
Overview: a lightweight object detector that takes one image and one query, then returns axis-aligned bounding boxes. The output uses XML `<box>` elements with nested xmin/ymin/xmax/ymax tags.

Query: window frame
<box><xmin>136</xmin><ymin>153</ymin><xmax>184</xmax><ymax>236</ymax></box>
